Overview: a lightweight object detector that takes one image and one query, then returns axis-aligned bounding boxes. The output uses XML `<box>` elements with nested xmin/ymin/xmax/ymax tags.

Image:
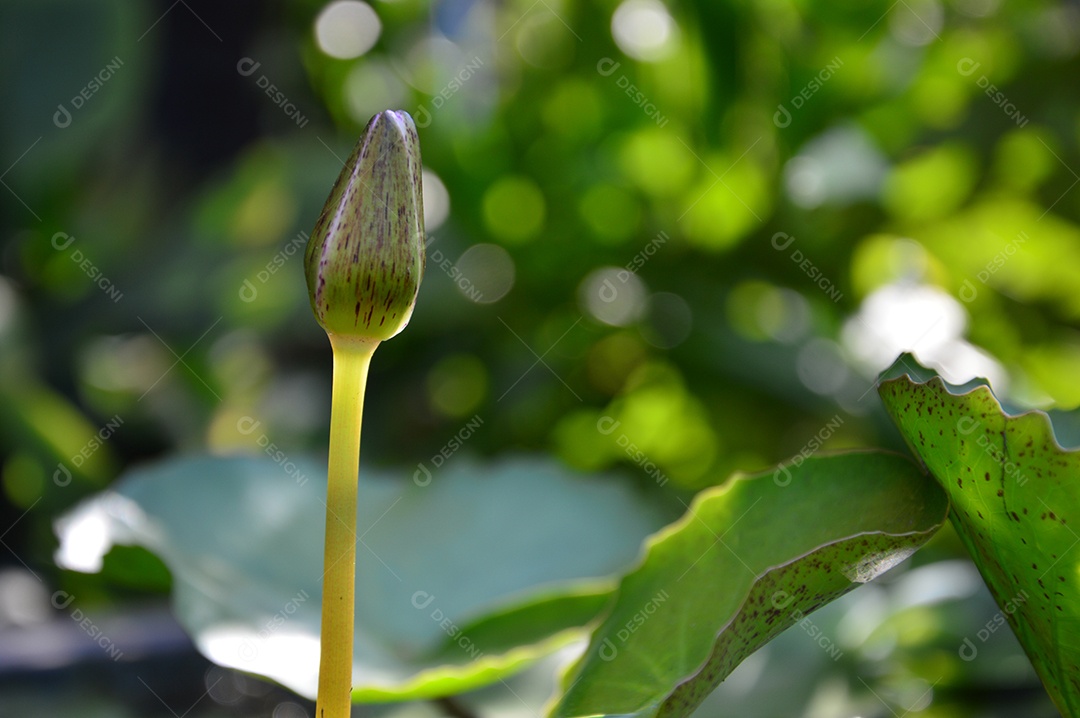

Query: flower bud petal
<box><xmin>305</xmin><ymin>110</ymin><xmax>425</xmax><ymax>341</ymax></box>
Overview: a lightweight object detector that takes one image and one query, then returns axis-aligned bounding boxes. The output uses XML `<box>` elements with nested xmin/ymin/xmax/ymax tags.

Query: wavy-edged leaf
<box><xmin>53</xmin><ymin>454</ymin><xmax>669</xmax><ymax>701</ymax></box>
<box><xmin>549</xmin><ymin>451</ymin><xmax>948</xmax><ymax>717</ymax></box>
<box><xmin>879</xmin><ymin>366</ymin><xmax>1080</xmax><ymax>717</ymax></box>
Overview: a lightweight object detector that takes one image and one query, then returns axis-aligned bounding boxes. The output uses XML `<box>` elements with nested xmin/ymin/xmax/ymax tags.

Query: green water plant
<box><xmin>54</xmin><ymin>354</ymin><xmax>1078</xmax><ymax>714</ymax></box>
<box><xmin>303</xmin><ymin>109</ymin><xmax>425</xmax><ymax>718</ymax></box>
<box><xmin>880</xmin><ymin>368</ymin><xmax>1080</xmax><ymax>715</ymax></box>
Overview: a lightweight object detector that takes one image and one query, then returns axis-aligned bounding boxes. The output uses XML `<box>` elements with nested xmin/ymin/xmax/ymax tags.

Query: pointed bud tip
<box><xmin>304</xmin><ymin>110</ymin><xmax>426</xmax><ymax>343</ymax></box>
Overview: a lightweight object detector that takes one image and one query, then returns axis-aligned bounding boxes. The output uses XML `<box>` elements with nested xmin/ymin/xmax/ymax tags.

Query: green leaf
<box><xmin>53</xmin><ymin>454</ymin><xmax>668</xmax><ymax>701</ymax></box>
<box><xmin>879</xmin><ymin>367</ymin><xmax>1080</xmax><ymax>717</ymax></box>
<box><xmin>421</xmin><ymin>586</ymin><xmax>613</xmax><ymax>665</ymax></box>
<box><xmin>549</xmin><ymin>451</ymin><xmax>948</xmax><ymax>717</ymax></box>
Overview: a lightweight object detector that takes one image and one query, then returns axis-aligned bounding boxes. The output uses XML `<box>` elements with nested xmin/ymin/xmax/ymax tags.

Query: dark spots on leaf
<box><xmin>1011</xmin><ymin>511</ymin><xmax>1020</xmax><ymax>522</ymax></box>
<box><xmin>984</xmin><ymin>472</ymin><xmax>991</xmax><ymax>481</ymax></box>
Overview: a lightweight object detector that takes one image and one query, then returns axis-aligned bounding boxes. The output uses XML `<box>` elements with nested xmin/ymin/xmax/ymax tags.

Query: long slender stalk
<box><xmin>316</xmin><ymin>333</ymin><xmax>378</xmax><ymax>718</ymax></box>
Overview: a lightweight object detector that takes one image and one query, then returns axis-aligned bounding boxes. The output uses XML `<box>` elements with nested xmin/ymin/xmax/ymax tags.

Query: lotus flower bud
<box><xmin>304</xmin><ymin>110</ymin><xmax>425</xmax><ymax>342</ymax></box>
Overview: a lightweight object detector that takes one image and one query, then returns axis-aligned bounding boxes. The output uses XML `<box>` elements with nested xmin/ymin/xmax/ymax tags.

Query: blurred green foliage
<box><xmin>1</xmin><ymin>0</ymin><xmax>1078</xmax><ymax>715</ymax></box>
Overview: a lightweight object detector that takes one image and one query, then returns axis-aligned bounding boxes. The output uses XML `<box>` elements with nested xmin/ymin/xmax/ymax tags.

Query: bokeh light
<box><xmin>314</xmin><ymin>1</ymin><xmax>382</xmax><ymax>59</ymax></box>
<box><xmin>453</xmin><ymin>243</ymin><xmax>515</xmax><ymax>304</ymax></box>
<box><xmin>611</xmin><ymin>0</ymin><xmax>679</xmax><ymax>62</ymax></box>
<box><xmin>482</xmin><ymin>176</ymin><xmax>546</xmax><ymax>244</ymax></box>
<box><xmin>580</xmin><ymin>267</ymin><xmax>648</xmax><ymax>327</ymax></box>
<box><xmin>427</xmin><ymin>354</ymin><xmax>488</xmax><ymax>417</ymax></box>
<box><xmin>422</xmin><ymin>168</ymin><xmax>450</xmax><ymax>231</ymax></box>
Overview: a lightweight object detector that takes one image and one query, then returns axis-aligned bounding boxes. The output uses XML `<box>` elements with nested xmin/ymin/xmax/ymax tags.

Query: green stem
<box><xmin>316</xmin><ymin>333</ymin><xmax>378</xmax><ymax>718</ymax></box>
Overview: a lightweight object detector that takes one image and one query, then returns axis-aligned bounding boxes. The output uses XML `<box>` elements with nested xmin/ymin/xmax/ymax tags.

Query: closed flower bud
<box><xmin>304</xmin><ymin>110</ymin><xmax>425</xmax><ymax>342</ymax></box>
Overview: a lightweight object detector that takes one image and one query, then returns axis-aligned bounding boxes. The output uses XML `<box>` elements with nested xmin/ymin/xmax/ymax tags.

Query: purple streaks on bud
<box><xmin>304</xmin><ymin>110</ymin><xmax>425</xmax><ymax>341</ymax></box>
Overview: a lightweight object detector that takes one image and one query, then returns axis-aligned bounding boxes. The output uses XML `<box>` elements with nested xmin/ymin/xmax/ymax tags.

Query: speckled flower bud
<box><xmin>304</xmin><ymin>110</ymin><xmax>425</xmax><ymax>342</ymax></box>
